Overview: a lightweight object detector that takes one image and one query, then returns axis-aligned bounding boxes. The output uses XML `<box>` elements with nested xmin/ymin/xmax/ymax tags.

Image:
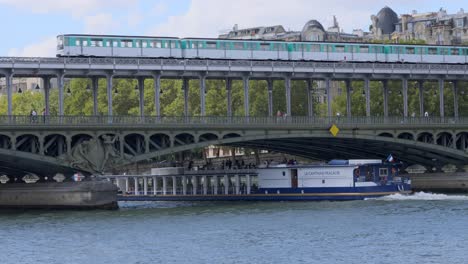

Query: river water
<box><xmin>1</xmin><ymin>192</ymin><xmax>467</xmax><ymax>264</ymax></box>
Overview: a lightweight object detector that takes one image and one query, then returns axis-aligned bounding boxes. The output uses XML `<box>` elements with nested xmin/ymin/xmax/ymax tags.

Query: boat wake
<box><xmin>367</xmin><ymin>192</ymin><xmax>468</xmax><ymax>201</ymax></box>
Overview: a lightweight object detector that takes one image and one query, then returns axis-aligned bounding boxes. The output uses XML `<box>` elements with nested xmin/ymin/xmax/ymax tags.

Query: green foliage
<box><xmin>2</xmin><ymin>78</ymin><xmax>465</xmax><ymax>118</ymax></box>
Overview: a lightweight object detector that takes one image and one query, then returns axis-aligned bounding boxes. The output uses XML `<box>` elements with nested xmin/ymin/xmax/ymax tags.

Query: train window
<box><xmin>113</xmin><ymin>40</ymin><xmax>119</xmax><ymax>47</ymax></box>
<box><xmin>75</xmin><ymin>40</ymin><xmax>80</xmax><ymax>46</ymax></box>
<box><xmin>64</xmin><ymin>37</ymin><xmax>69</xmax><ymax>46</ymax></box>
<box><xmin>155</xmin><ymin>41</ymin><xmax>162</xmax><ymax>48</ymax></box>
<box><xmin>233</xmin><ymin>42</ymin><xmax>244</xmax><ymax>50</ymax></box>
<box><xmin>122</xmin><ymin>40</ymin><xmax>133</xmax><ymax>48</ymax></box>
<box><xmin>90</xmin><ymin>39</ymin><xmax>102</xmax><ymax>47</ymax></box>
<box><xmin>260</xmin><ymin>43</ymin><xmax>270</xmax><ymax>51</ymax></box>
<box><xmin>463</xmin><ymin>49</ymin><xmax>468</xmax><ymax>55</ymax></box>
<box><xmin>206</xmin><ymin>41</ymin><xmax>217</xmax><ymax>49</ymax></box>
<box><xmin>142</xmin><ymin>41</ymin><xmax>148</xmax><ymax>48</ymax></box>
<box><xmin>106</xmin><ymin>41</ymin><xmax>111</xmax><ymax>47</ymax></box>
<box><xmin>135</xmin><ymin>40</ymin><xmax>140</xmax><ymax>48</ymax></box>
<box><xmin>335</xmin><ymin>45</ymin><xmax>345</xmax><ymax>53</ymax></box>
<box><xmin>360</xmin><ymin>46</ymin><xmax>369</xmax><ymax>53</ymax></box>
<box><xmin>440</xmin><ymin>48</ymin><xmax>448</xmax><ymax>55</ymax></box>
<box><xmin>451</xmin><ymin>49</ymin><xmax>459</xmax><ymax>55</ymax></box>
<box><xmin>311</xmin><ymin>44</ymin><xmax>320</xmax><ymax>52</ymax></box>
<box><xmin>82</xmin><ymin>39</ymin><xmax>88</xmax><ymax>47</ymax></box>
<box><xmin>406</xmin><ymin>47</ymin><xmax>415</xmax><ymax>54</ymax></box>
<box><xmin>428</xmin><ymin>47</ymin><xmax>437</xmax><ymax>55</ymax></box>
<box><xmin>415</xmin><ymin>47</ymin><xmax>422</xmax><ymax>54</ymax></box>
<box><xmin>170</xmin><ymin>41</ymin><xmax>177</xmax><ymax>48</ymax></box>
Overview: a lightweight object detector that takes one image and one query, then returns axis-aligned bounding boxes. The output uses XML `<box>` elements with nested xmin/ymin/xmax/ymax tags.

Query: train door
<box><xmin>291</xmin><ymin>169</ymin><xmax>298</xmax><ymax>188</ymax></box>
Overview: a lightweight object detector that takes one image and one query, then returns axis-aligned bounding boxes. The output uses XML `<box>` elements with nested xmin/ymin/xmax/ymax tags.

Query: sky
<box><xmin>0</xmin><ymin>0</ymin><xmax>464</xmax><ymax>57</ymax></box>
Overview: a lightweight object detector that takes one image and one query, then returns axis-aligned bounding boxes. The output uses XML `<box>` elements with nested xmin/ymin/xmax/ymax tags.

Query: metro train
<box><xmin>56</xmin><ymin>34</ymin><xmax>468</xmax><ymax>64</ymax></box>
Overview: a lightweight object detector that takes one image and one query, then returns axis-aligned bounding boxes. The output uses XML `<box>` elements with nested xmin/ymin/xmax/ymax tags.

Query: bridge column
<box><xmin>39</xmin><ymin>136</ymin><xmax>45</xmax><ymax>155</ymax></box>
<box><xmin>267</xmin><ymin>79</ymin><xmax>274</xmax><ymax>117</ymax></box>
<box><xmin>162</xmin><ymin>176</ymin><xmax>167</xmax><ymax>195</ymax></box>
<box><xmin>91</xmin><ymin>77</ymin><xmax>99</xmax><ymax>115</ymax></box>
<box><xmin>143</xmin><ymin>176</ymin><xmax>148</xmax><ymax>195</ymax></box>
<box><xmin>285</xmin><ymin>76</ymin><xmax>292</xmax><ymax>116</ymax></box>
<box><xmin>58</xmin><ymin>72</ymin><xmax>66</xmax><ymax>116</ymax></box>
<box><xmin>192</xmin><ymin>176</ymin><xmax>198</xmax><ymax>195</ymax></box>
<box><xmin>200</xmin><ymin>75</ymin><xmax>206</xmax><ymax>116</ymax></box>
<box><xmin>243</xmin><ymin>76</ymin><xmax>250</xmax><ymax>117</ymax></box>
<box><xmin>153</xmin><ymin>176</ymin><xmax>158</xmax><ymax>195</ymax></box>
<box><xmin>226</xmin><ymin>78</ymin><xmax>232</xmax><ymax>117</ymax></box>
<box><xmin>5</xmin><ymin>73</ymin><xmax>13</xmax><ymax>116</ymax></box>
<box><xmin>346</xmin><ymin>80</ymin><xmax>352</xmax><ymax>117</ymax></box>
<box><xmin>183</xmin><ymin>78</ymin><xmax>189</xmax><ymax>116</ymax></box>
<box><xmin>213</xmin><ymin>176</ymin><xmax>219</xmax><ymax>194</ymax></box>
<box><xmin>134</xmin><ymin>177</ymin><xmax>139</xmax><ymax>195</ymax></box>
<box><xmin>365</xmin><ymin>78</ymin><xmax>371</xmax><ymax>117</ymax></box>
<box><xmin>326</xmin><ymin>78</ymin><xmax>332</xmax><ymax>117</ymax></box>
<box><xmin>182</xmin><ymin>176</ymin><xmax>187</xmax><ymax>195</ymax></box>
<box><xmin>306</xmin><ymin>79</ymin><xmax>314</xmax><ymax>117</ymax></box>
<box><xmin>106</xmin><ymin>74</ymin><xmax>113</xmax><ymax>116</ymax></box>
<box><xmin>138</xmin><ymin>77</ymin><xmax>145</xmax><ymax>118</ymax></box>
<box><xmin>224</xmin><ymin>175</ymin><xmax>229</xmax><ymax>194</ymax></box>
<box><xmin>453</xmin><ymin>81</ymin><xmax>459</xmax><ymax>119</ymax></box>
<box><xmin>172</xmin><ymin>176</ymin><xmax>177</xmax><ymax>195</ymax></box>
<box><xmin>246</xmin><ymin>174</ymin><xmax>251</xmax><ymax>194</ymax></box>
<box><xmin>235</xmin><ymin>174</ymin><xmax>240</xmax><ymax>194</ymax></box>
<box><xmin>153</xmin><ymin>73</ymin><xmax>161</xmax><ymax>116</ymax></box>
<box><xmin>125</xmin><ymin>177</ymin><xmax>129</xmax><ymax>194</ymax></box>
<box><xmin>439</xmin><ymin>79</ymin><xmax>445</xmax><ymax>118</ymax></box>
<box><xmin>383</xmin><ymin>80</ymin><xmax>389</xmax><ymax>117</ymax></box>
<box><xmin>202</xmin><ymin>175</ymin><xmax>208</xmax><ymax>195</ymax></box>
<box><xmin>43</xmin><ymin>76</ymin><xmax>51</xmax><ymax>117</ymax></box>
<box><xmin>402</xmin><ymin>78</ymin><xmax>408</xmax><ymax>117</ymax></box>
<box><xmin>418</xmin><ymin>80</ymin><xmax>424</xmax><ymax>117</ymax></box>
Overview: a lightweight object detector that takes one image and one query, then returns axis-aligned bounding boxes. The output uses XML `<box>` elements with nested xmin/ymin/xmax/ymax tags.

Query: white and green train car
<box><xmin>56</xmin><ymin>34</ymin><xmax>468</xmax><ymax>64</ymax></box>
<box><xmin>57</xmin><ymin>34</ymin><xmax>181</xmax><ymax>58</ymax></box>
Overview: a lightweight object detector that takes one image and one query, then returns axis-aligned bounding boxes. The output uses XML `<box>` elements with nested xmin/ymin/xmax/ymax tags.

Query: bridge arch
<box><xmin>199</xmin><ymin>133</ymin><xmax>219</xmax><ymax>142</ymax></box>
<box><xmin>0</xmin><ymin>134</ymin><xmax>12</xmax><ymax>149</ymax></box>
<box><xmin>174</xmin><ymin>133</ymin><xmax>195</xmax><ymax>147</ymax></box>
<box><xmin>222</xmin><ymin>133</ymin><xmax>242</xmax><ymax>139</ymax></box>
<box><xmin>417</xmin><ymin>132</ymin><xmax>434</xmax><ymax>144</ymax></box>
<box><xmin>149</xmin><ymin>133</ymin><xmax>171</xmax><ymax>152</ymax></box>
<box><xmin>43</xmin><ymin>134</ymin><xmax>67</xmax><ymax>157</ymax></box>
<box><xmin>378</xmin><ymin>132</ymin><xmax>393</xmax><ymax>138</ymax></box>
<box><xmin>15</xmin><ymin>134</ymin><xmax>40</xmax><ymax>154</ymax></box>
<box><xmin>456</xmin><ymin>132</ymin><xmax>468</xmax><ymax>151</ymax></box>
<box><xmin>124</xmin><ymin>133</ymin><xmax>146</xmax><ymax>156</ymax></box>
<box><xmin>398</xmin><ymin>132</ymin><xmax>415</xmax><ymax>141</ymax></box>
<box><xmin>436</xmin><ymin>132</ymin><xmax>454</xmax><ymax>148</ymax></box>
<box><xmin>71</xmin><ymin>134</ymin><xmax>94</xmax><ymax>149</ymax></box>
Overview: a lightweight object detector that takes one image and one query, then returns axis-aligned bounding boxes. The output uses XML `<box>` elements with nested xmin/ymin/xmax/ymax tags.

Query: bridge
<box><xmin>0</xmin><ymin>57</ymin><xmax>467</xmax><ymax>180</ymax></box>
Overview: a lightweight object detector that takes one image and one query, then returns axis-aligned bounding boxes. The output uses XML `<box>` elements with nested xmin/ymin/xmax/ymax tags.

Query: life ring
<box><xmin>354</xmin><ymin>168</ymin><xmax>360</xmax><ymax>177</ymax></box>
<box><xmin>397</xmin><ymin>185</ymin><xmax>404</xmax><ymax>192</ymax></box>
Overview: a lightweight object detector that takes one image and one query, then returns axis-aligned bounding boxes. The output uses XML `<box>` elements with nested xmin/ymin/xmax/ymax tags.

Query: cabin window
<box><xmin>428</xmin><ymin>48</ymin><xmax>438</xmax><ymax>55</ymax></box>
<box><xmin>206</xmin><ymin>41</ymin><xmax>217</xmax><ymax>49</ymax></box>
<box><xmin>451</xmin><ymin>49</ymin><xmax>460</xmax><ymax>55</ymax></box>
<box><xmin>322</xmin><ymin>180</ymin><xmax>325</xmax><ymax>184</ymax></box>
<box><xmin>233</xmin><ymin>42</ymin><xmax>244</xmax><ymax>50</ymax></box>
<box><xmin>260</xmin><ymin>43</ymin><xmax>270</xmax><ymax>51</ymax></box>
<box><xmin>122</xmin><ymin>40</ymin><xmax>133</xmax><ymax>48</ymax></box>
<box><xmin>335</xmin><ymin>45</ymin><xmax>345</xmax><ymax>53</ymax></box>
<box><xmin>379</xmin><ymin>168</ymin><xmax>388</xmax><ymax>176</ymax></box>
<box><xmin>282</xmin><ymin>171</ymin><xmax>286</xmax><ymax>176</ymax></box>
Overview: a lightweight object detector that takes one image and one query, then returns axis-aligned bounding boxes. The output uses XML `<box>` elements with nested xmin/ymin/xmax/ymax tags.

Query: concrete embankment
<box><xmin>0</xmin><ymin>181</ymin><xmax>118</xmax><ymax>209</ymax></box>
<box><xmin>409</xmin><ymin>173</ymin><xmax>468</xmax><ymax>193</ymax></box>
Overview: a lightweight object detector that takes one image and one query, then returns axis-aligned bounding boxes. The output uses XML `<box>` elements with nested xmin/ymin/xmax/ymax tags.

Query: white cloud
<box><xmin>84</xmin><ymin>13</ymin><xmax>118</xmax><ymax>34</ymax></box>
<box><xmin>7</xmin><ymin>36</ymin><xmax>57</xmax><ymax>57</ymax></box>
<box><xmin>148</xmin><ymin>0</ymin><xmax>420</xmax><ymax>37</ymax></box>
<box><xmin>0</xmin><ymin>0</ymin><xmax>134</xmax><ymax>18</ymax></box>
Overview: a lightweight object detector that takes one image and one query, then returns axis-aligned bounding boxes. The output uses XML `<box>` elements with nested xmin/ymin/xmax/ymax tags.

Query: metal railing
<box><xmin>0</xmin><ymin>57</ymin><xmax>466</xmax><ymax>74</ymax></box>
<box><xmin>0</xmin><ymin>115</ymin><xmax>466</xmax><ymax>128</ymax></box>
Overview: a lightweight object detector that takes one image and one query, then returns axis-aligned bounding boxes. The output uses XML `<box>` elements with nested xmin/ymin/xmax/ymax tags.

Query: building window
<box><xmin>396</xmin><ymin>24</ymin><xmax>401</xmax><ymax>32</ymax></box>
<box><xmin>456</xmin><ymin>19</ymin><xmax>464</xmax><ymax>27</ymax></box>
<box><xmin>379</xmin><ymin>168</ymin><xmax>388</xmax><ymax>176</ymax></box>
<box><xmin>408</xmin><ymin>23</ymin><xmax>414</xmax><ymax>32</ymax></box>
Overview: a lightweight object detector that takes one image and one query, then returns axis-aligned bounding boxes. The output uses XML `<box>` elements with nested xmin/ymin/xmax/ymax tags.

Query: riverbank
<box><xmin>409</xmin><ymin>173</ymin><xmax>468</xmax><ymax>193</ymax></box>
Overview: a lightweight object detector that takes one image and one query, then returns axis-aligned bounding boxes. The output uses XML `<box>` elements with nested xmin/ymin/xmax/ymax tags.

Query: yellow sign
<box><xmin>329</xmin><ymin>124</ymin><xmax>340</xmax><ymax>137</ymax></box>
